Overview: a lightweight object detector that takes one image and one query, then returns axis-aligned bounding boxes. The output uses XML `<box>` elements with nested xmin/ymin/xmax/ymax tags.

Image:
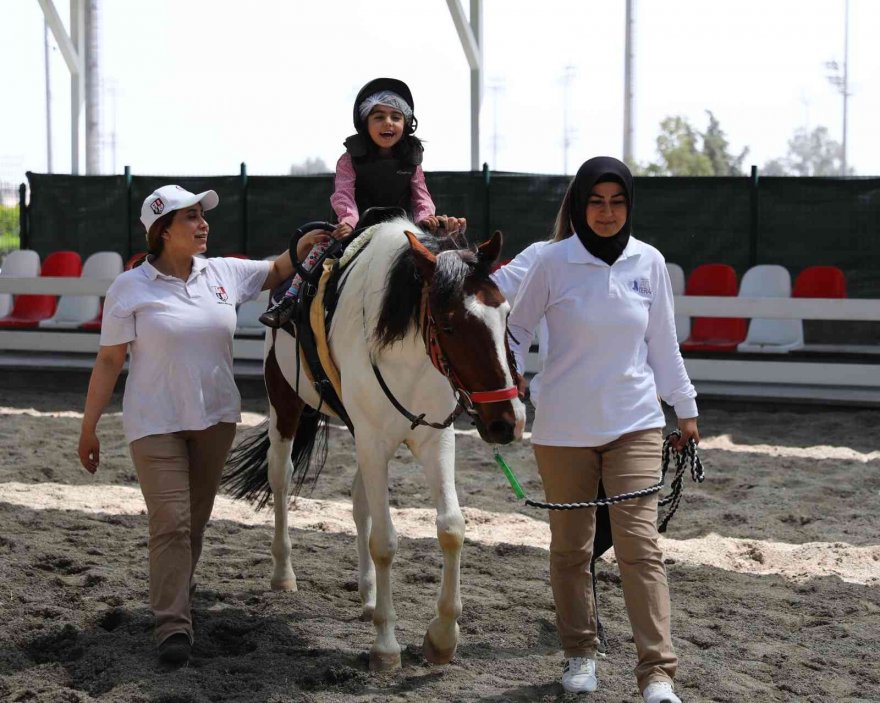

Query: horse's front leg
<box><xmin>267</xmin><ymin>403</ymin><xmax>299</xmax><ymax>591</ymax></box>
<box><xmin>410</xmin><ymin>429</ymin><xmax>464</xmax><ymax>664</ymax></box>
<box><xmin>351</xmin><ymin>467</ymin><xmax>376</xmax><ymax>620</ymax></box>
<box><xmin>356</xmin><ymin>438</ymin><xmax>400</xmax><ymax>671</ymax></box>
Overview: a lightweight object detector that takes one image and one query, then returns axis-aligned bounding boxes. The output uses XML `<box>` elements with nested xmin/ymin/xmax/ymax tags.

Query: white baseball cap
<box><xmin>140</xmin><ymin>184</ymin><xmax>220</xmax><ymax>231</ymax></box>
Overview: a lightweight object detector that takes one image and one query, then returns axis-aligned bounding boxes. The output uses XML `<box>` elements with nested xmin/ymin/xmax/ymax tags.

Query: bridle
<box><xmin>370</xmin><ymin>283</ymin><xmax>520</xmax><ymax>430</ymax></box>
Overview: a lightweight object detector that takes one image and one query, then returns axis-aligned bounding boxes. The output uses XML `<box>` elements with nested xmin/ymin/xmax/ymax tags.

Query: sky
<box><xmin>2</xmin><ymin>0</ymin><xmax>879</xmax><ymax>189</ymax></box>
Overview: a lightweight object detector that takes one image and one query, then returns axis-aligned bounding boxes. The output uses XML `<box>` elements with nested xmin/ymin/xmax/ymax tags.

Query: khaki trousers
<box><xmin>129</xmin><ymin>422</ymin><xmax>236</xmax><ymax>645</ymax></box>
<box><xmin>534</xmin><ymin>429</ymin><xmax>677</xmax><ymax>691</ymax></box>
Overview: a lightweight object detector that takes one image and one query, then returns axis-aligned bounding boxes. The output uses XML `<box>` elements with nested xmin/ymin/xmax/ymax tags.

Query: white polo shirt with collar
<box><xmin>100</xmin><ymin>255</ymin><xmax>273</xmax><ymax>443</ymax></box>
<box><xmin>508</xmin><ymin>234</ymin><xmax>697</xmax><ymax>447</ymax></box>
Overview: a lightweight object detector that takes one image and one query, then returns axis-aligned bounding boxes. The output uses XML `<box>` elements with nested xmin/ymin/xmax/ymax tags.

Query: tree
<box><xmin>635</xmin><ymin>111</ymin><xmax>749</xmax><ymax>176</ymax></box>
<box><xmin>762</xmin><ymin>126</ymin><xmax>854</xmax><ymax>176</ymax></box>
<box><xmin>289</xmin><ymin>157</ymin><xmax>331</xmax><ymax>175</ymax></box>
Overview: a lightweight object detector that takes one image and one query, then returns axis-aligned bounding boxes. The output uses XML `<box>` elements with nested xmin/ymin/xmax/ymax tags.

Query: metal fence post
<box><xmin>749</xmin><ymin>165</ymin><xmax>759</xmax><ymax>267</ymax></box>
<box><xmin>124</xmin><ymin>165</ymin><xmax>132</xmax><ymax>258</ymax></box>
<box><xmin>19</xmin><ymin>183</ymin><xmax>28</xmax><ymax>250</ymax></box>
<box><xmin>240</xmin><ymin>162</ymin><xmax>248</xmax><ymax>255</ymax></box>
<box><xmin>482</xmin><ymin>162</ymin><xmax>490</xmax><ymax>241</ymax></box>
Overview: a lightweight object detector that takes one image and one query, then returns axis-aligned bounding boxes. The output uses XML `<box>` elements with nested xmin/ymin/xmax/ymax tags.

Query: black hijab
<box><xmin>569</xmin><ymin>156</ymin><xmax>634</xmax><ymax>266</ymax></box>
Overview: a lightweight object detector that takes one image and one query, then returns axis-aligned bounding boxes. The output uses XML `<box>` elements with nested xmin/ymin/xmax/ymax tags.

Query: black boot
<box><xmin>259</xmin><ymin>294</ymin><xmax>297</xmax><ymax>328</ymax></box>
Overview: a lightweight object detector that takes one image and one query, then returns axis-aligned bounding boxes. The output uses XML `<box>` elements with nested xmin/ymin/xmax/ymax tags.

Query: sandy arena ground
<box><xmin>0</xmin><ymin>385</ymin><xmax>878</xmax><ymax>702</ymax></box>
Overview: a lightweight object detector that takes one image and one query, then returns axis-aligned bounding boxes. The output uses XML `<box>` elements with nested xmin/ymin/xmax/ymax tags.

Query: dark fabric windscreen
<box><xmin>27</xmin><ymin>173</ymin><xmax>128</xmax><ymax>258</ymax></box>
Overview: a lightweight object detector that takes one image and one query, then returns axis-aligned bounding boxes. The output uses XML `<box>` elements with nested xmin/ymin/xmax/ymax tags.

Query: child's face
<box><xmin>366</xmin><ymin>105</ymin><xmax>406</xmax><ymax>152</ymax></box>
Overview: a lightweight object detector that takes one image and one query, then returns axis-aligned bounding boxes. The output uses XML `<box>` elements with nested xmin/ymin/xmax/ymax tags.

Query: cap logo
<box><xmin>150</xmin><ymin>197</ymin><xmax>165</xmax><ymax>215</ymax></box>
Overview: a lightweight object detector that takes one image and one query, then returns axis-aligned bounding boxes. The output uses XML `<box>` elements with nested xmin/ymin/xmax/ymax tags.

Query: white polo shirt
<box><xmin>491</xmin><ymin>241</ymin><xmax>550</xmax><ymax>405</ymax></box>
<box><xmin>100</xmin><ymin>256</ymin><xmax>273</xmax><ymax>443</ymax></box>
<box><xmin>508</xmin><ymin>235</ymin><xmax>697</xmax><ymax>447</ymax></box>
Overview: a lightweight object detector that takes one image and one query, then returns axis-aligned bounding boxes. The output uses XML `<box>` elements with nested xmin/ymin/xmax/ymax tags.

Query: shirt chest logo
<box><xmin>632</xmin><ymin>278</ymin><xmax>653</xmax><ymax>297</ymax></box>
<box><xmin>211</xmin><ymin>285</ymin><xmax>232</xmax><ymax>305</ymax></box>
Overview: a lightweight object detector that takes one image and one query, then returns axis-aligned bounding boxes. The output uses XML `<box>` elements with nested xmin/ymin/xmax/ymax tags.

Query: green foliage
<box><xmin>0</xmin><ymin>205</ymin><xmax>20</xmax><ymax>253</ymax></box>
<box><xmin>762</xmin><ymin>126</ymin><xmax>854</xmax><ymax>176</ymax></box>
<box><xmin>635</xmin><ymin>111</ymin><xmax>749</xmax><ymax>176</ymax></box>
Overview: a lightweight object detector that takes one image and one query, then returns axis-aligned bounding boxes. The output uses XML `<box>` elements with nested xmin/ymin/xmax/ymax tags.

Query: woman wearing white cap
<box><xmin>77</xmin><ymin>185</ymin><xmax>301</xmax><ymax>667</ymax></box>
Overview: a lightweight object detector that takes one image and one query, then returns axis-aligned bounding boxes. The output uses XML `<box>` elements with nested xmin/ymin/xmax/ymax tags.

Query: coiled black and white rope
<box><xmin>522</xmin><ymin>431</ymin><xmax>704</xmax><ymax>533</ymax></box>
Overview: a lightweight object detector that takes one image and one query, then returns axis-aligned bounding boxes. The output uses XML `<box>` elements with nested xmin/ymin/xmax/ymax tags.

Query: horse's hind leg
<box><xmin>352</xmin><ymin>468</ymin><xmax>376</xmax><ymax>621</ymax></box>
<box><xmin>411</xmin><ymin>431</ymin><xmax>464</xmax><ymax>665</ymax></box>
<box><xmin>267</xmin><ymin>405</ymin><xmax>299</xmax><ymax>591</ymax></box>
<box><xmin>265</xmin><ymin>346</ymin><xmax>306</xmax><ymax>591</ymax></box>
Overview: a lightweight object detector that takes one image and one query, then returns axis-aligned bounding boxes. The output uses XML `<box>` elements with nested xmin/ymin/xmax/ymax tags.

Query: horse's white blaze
<box><xmin>465</xmin><ymin>295</ymin><xmax>526</xmax><ymax>438</ymax></box>
<box><xmin>465</xmin><ymin>295</ymin><xmax>513</xmax><ymax>388</ymax></box>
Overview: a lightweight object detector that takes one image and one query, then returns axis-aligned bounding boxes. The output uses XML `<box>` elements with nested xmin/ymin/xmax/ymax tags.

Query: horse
<box><xmin>224</xmin><ymin>218</ymin><xmax>526</xmax><ymax>671</ymax></box>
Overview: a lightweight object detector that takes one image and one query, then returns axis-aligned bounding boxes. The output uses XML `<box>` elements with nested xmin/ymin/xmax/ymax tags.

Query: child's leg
<box><xmin>282</xmin><ymin>241</ymin><xmax>332</xmax><ymax>299</ymax></box>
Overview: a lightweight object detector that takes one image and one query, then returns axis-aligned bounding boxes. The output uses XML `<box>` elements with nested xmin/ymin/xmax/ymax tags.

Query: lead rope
<box><xmin>493</xmin><ymin>431</ymin><xmax>704</xmax><ymax>533</ymax></box>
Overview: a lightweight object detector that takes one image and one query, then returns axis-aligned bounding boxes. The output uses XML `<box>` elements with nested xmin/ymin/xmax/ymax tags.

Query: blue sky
<box><xmin>2</xmin><ymin>0</ymin><xmax>877</xmax><ymax>185</ymax></box>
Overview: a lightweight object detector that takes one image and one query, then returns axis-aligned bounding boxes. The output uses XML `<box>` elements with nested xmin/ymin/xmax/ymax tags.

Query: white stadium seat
<box><xmin>666</xmin><ymin>262</ymin><xmax>689</xmax><ymax>344</ymax></box>
<box><xmin>737</xmin><ymin>264</ymin><xmax>804</xmax><ymax>353</ymax></box>
<box><xmin>39</xmin><ymin>251</ymin><xmax>123</xmax><ymax>329</ymax></box>
<box><xmin>236</xmin><ymin>289</ymin><xmax>270</xmax><ymax>336</ymax></box>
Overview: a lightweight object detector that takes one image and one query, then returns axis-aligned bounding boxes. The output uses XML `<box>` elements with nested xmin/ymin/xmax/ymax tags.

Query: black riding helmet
<box><xmin>352</xmin><ymin>77</ymin><xmax>418</xmax><ymax>135</ymax></box>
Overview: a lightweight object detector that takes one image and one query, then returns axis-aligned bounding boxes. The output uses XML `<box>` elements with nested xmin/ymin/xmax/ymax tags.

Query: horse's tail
<box><xmin>222</xmin><ymin>411</ymin><xmax>329</xmax><ymax>510</ymax></box>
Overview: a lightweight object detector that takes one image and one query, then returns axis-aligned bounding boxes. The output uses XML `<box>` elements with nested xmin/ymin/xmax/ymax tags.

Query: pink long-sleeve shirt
<box><xmin>330</xmin><ymin>152</ymin><xmax>436</xmax><ymax>229</ymax></box>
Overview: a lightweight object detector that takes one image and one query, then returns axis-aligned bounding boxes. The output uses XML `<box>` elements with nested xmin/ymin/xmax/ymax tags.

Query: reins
<box><xmin>369</xmin><ymin>281</ymin><xmax>518</xmax><ymax>431</ymax></box>
<box><xmin>493</xmin><ymin>431</ymin><xmax>704</xmax><ymax>532</ymax></box>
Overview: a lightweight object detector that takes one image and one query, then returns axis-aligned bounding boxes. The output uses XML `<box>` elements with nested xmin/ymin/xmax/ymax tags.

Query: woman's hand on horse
<box><xmin>78</xmin><ymin>428</ymin><xmax>100</xmax><ymax>473</ymax></box>
<box><xmin>332</xmin><ymin>223</ymin><xmax>353</xmax><ymax>240</ymax></box>
<box><xmin>296</xmin><ymin>231</ymin><xmax>333</xmax><ymax>260</ymax></box>
<box><xmin>671</xmin><ymin>417</ymin><xmax>700</xmax><ymax>451</ymax></box>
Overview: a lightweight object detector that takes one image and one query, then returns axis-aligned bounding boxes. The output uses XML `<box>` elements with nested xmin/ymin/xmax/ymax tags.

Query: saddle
<box><xmin>271</xmin><ymin>208</ymin><xmax>405</xmax><ymax>435</ymax></box>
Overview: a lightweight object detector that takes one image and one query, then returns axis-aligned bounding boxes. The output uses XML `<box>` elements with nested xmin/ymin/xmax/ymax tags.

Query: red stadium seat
<box><xmin>226</xmin><ymin>252</ymin><xmax>250</xmax><ymax>259</ymax></box>
<box><xmin>79</xmin><ymin>304</ymin><xmax>104</xmax><ymax>331</ymax></box>
<box><xmin>680</xmin><ymin>263</ymin><xmax>746</xmax><ymax>352</ymax></box>
<box><xmin>0</xmin><ymin>251</ymin><xmax>82</xmax><ymax>329</ymax></box>
<box><xmin>793</xmin><ymin>266</ymin><xmax>846</xmax><ymax>299</ymax></box>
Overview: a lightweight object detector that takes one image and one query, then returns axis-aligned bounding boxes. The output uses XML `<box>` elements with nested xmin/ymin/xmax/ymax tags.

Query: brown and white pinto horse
<box><xmin>225</xmin><ymin>219</ymin><xmax>525</xmax><ymax>671</ymax></box>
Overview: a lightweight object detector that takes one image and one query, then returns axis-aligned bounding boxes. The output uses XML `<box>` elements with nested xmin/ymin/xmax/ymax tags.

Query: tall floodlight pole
<box><xmin>44</xmin><ymin>20</ymin><xmax>53</xmax><ymax>172</ymax></box>
<box><xmin>825</xmin><ymin>0</ymin><xmax>851</xmax><ymax>176</ymax></box>
<box><xmin>85</xmin><ymin>0</ymin><xmax>100</xmax><ymax>174</ymax></box>
<box><xmin>561</xmin><ymin>65</ymin><xmax>576</xmax><ymax>175</ymax></box>
<box><xmin>446</xmin><ymin>0</ymin><xmax>483</xmax><ymax>170</ymax></box>
<box><xmin>623</xmin><ymin>0</ymin><xmax>635</xmax><ymax>165</ymax></box>
<box><xmin>842</xmin><ymin>0</ymin><xmax>849</xmax><ymax>175</ymax></box>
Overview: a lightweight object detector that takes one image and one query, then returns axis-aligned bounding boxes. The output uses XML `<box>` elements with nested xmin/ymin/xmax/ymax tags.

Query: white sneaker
<box><xmin>561</xmin><ymin>657</ymin><xmax>598</xmax><ymax>693</ymax></box>
<box><xmin>642</xmin><ymin>681</ymin><xmax>682</xmax><ymax>703</ymax></box>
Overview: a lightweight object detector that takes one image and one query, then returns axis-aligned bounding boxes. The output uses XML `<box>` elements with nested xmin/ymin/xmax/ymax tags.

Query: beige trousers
<box><xmin>534</xmin><ymin>429</ymin><xmax>677</xmax><ymax>691</ymax></box>
<box><xmin>129</xmin><ymin>422</ymin><xmax>237</xmax><ymax>645</ymax></box>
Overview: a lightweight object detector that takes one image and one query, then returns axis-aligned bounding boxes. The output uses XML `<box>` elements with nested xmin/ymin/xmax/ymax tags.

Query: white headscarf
<box><xmin>357</xmin><ymin>90</ymin><xmax>413</xmax><ymax>125</ymax></box>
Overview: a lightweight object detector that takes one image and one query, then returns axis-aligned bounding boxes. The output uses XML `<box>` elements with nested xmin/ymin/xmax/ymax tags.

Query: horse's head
<box><xmin>405</xmin><ymin>230</ymin><xmax>526</xmax><ymax>444</ymax></box>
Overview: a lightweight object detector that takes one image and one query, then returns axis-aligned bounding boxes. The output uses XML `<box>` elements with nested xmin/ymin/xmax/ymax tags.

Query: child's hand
<box><xmin>421</xmin><ymin>215</ymin><xmax>467</xmax><ymax>236</ymax></box>
<box><xmin>296</xmin><ymin>232</ymin><xmax>332</xmax><ymax>261</ymax></box>
<box><xmin>418</xmin><ymin>216</ymin><xmax>441</xmax><ymax>233</ymax></box>
<box><xmin>332</xmin><ymin>223</ymin><xmax>353</xmax><ymax>240</ymax></box>
<box><xmin>442</xmin><ymin>216</ymin><xmax>467</xmax><ymax>235</ymax></box>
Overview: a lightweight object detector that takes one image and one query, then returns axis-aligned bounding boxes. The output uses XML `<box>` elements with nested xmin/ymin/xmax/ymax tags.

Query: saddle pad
<box><xmin>310</xmin><ymin>259</ymin><xmax>344</xmax><ymax>402</ymax></box>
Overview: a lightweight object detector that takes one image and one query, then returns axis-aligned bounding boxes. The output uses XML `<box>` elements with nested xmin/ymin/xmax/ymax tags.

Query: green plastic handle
<box><xmin>494</xmin><ymin>451</ymin><xmax>526</xmax><ymax>500</ymax></box>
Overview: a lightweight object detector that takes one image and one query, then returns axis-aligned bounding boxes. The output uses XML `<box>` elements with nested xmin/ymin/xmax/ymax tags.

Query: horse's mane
<box><xmin>375</xmin><ymin>231</ymin><xmax>490</xmax><ymax>349</ymax></box>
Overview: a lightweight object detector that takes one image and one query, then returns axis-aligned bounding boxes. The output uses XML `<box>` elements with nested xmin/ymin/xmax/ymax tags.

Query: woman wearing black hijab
<box><xmin>508</xmin><ymin>157</ymin><xmax>699</xmax><ymax>703</ymax></box>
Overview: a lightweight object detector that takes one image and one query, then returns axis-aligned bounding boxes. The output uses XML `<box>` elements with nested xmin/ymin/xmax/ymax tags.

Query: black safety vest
<box><xmin>343</xmin><ymin>134</ymin><xmax>424</xmax><ymax>221</ymax></box>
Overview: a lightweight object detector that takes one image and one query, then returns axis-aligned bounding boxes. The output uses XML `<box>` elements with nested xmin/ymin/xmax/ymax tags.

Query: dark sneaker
<box><xmin>259</xmin><ymin>295</ymin><xmax>296</xmax><ymax>328</ymax></box>
<box><xmin>158</xmin><ymin>633</ymin><xmax>191</xmax><ymax>667</ymax></box>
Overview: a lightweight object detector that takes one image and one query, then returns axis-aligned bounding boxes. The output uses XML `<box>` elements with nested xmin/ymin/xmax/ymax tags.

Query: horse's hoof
<box><xmin>369</xmin><ymin>649</ymin><xmax>401</xmax><ymax>672</ymax></box>
<box><xmin>270</xmin><ymin>577</ymin><xmax>298</xmax><ymax>592</ymax></box>
<box><xmin>422</xmin><ymin>631</ymin><xmax>457</xmax><ymax>665</ymax></box>
<box><xmin>360</xmin><ymin>605</ymin><xmax>375</xmax><ymax>622</ymax></box>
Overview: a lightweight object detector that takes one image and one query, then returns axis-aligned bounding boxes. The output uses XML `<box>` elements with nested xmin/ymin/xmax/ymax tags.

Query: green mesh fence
<box><xmin>22</xmin><ymin>171</ymin><xmax>880</xmax><ymax>299</ymax></box>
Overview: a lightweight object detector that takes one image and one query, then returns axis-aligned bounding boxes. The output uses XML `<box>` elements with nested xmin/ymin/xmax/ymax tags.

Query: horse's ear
<box><xmin>477</xmin><ymin>230</ymin><xmax>503</xmax><ymax>266</ymax></box>
<box><xmin>405</xmin><ymin>230</ymin><xmax>436</xmax><ymax>282</ymax></box>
